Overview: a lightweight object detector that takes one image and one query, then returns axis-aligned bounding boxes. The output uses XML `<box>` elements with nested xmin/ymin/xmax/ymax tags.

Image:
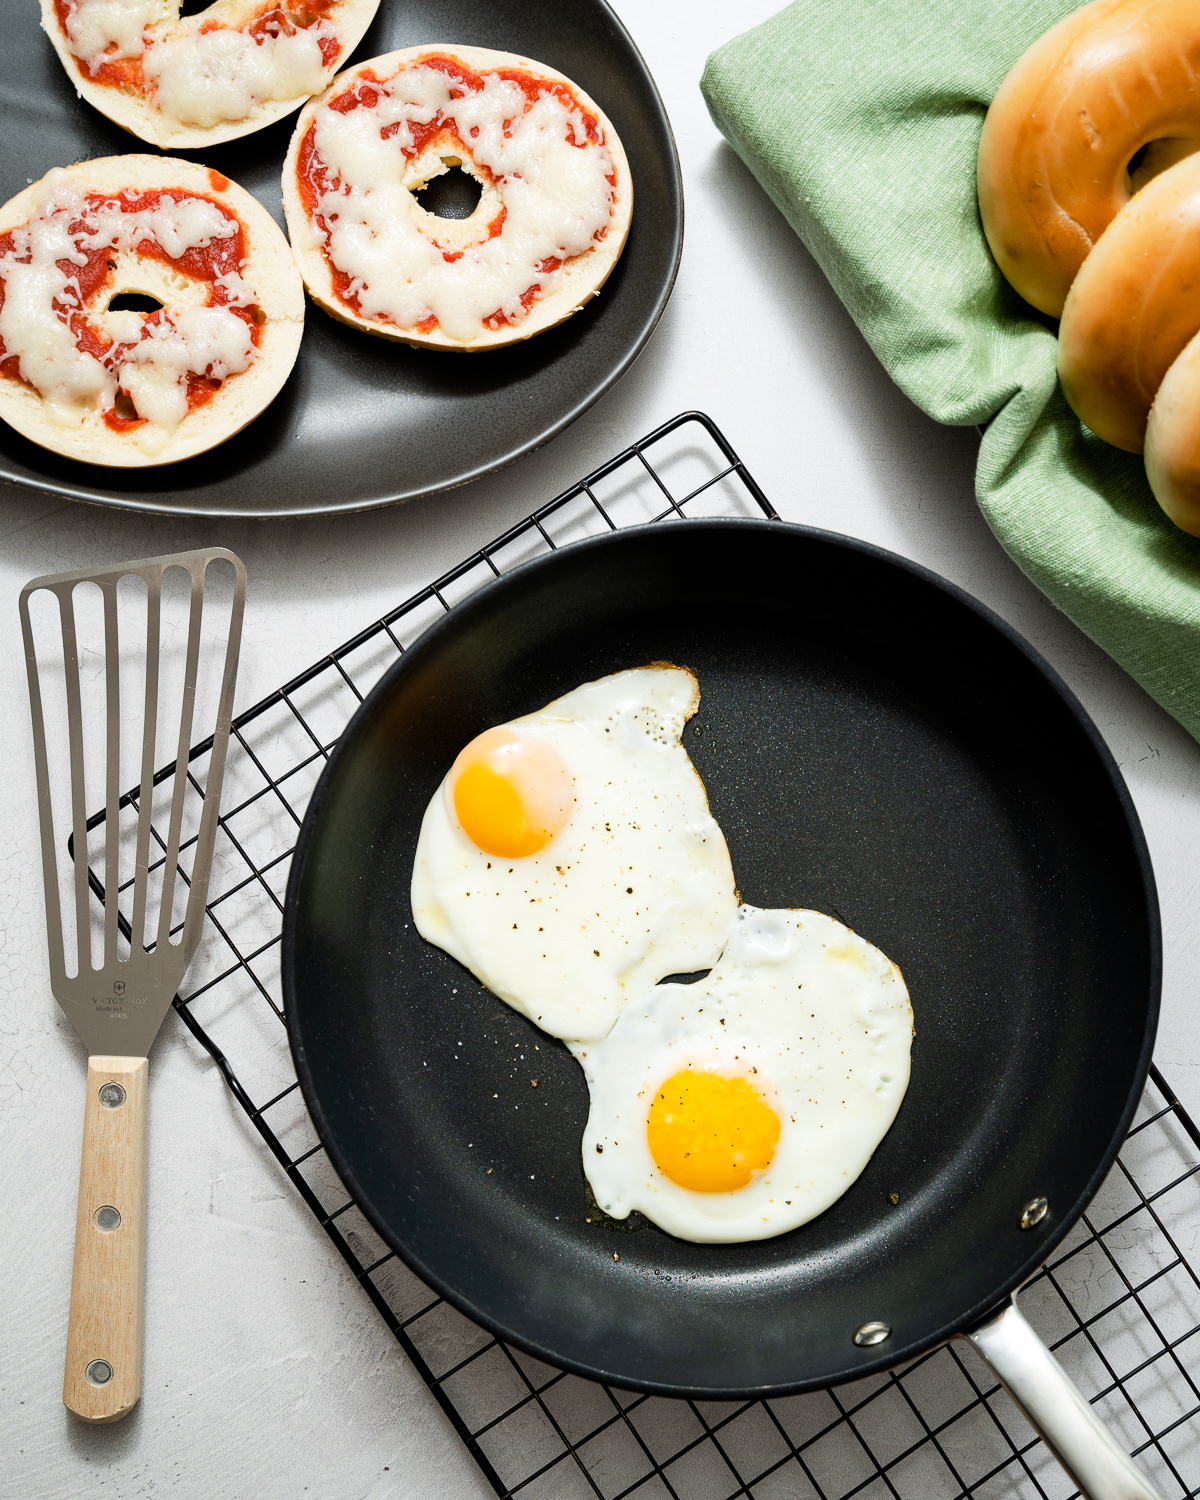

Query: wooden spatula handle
<box><xmin>63</xmin><ymin>1056</ymin><xmax>148</xmax><ymax>1423</ymax></box>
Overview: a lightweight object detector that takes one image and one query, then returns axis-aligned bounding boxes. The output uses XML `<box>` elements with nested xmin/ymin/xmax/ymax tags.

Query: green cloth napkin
<box><xmin>701</xmin><ymin>0</ymin><xmax>1200</xmax><ymax>744</ymax></box>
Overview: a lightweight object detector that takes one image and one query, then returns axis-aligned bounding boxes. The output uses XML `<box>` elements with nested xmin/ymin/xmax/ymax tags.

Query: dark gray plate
<box><xmin>0</xmin><ymin>0</ymin><xmax>681</xmax><ymax>516</ymax></box>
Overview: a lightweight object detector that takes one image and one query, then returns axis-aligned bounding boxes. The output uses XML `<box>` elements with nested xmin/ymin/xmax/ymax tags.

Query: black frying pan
<box><xmin>283</xmin><ymin>520</ymin><xmax>1161</xmax><ymax>1496</ymax></box>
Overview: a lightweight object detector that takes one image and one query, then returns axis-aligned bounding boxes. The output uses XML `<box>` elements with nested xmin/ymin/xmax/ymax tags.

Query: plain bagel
<box><xmin>282</xmin><ymin>45</ymin><xmax>633</xmax><ymax>352</ymax></box>
<box><xmin>977</xmin><ymin>0</ymin><xmax>1200</xmax><ymax>318</ymax></box>
<box><xmin>1058</xmin><ymin>152</ymin><xmax>1200</xmax><ymax>455</ymax></box>
<box><xmin>1059</xmin><ymin>147</ymin><xmax>1200</xmax><ymax>537</ymax></box>
<box><xmin>40</xmin><ymin>0</ymin><xmax>380</xmax><ymax>150</ymax></box>
<box><xmin>1145</xmin><ymin>337</ymin><xmax>1200</xmax><ymax>535</ymax></box>
<box><xmin>0</xmin><ymin>156</ymin><xmax>305</xmax><ymax>467</ymax></box>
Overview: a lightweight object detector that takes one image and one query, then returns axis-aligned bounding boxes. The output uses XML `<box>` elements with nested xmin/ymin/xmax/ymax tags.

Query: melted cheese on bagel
<box><xmin>41</xmin><ymin>0</ymin><xmax>380</xmax><ymax>148</ymax></box>
<box><xmin>283</xmin><ymin>46</ymin><xmax>633</xmax><ymax>351</ymax></box>
<box><xmin>0</xmin><ymin>157</ymin><xmax>304</xmax><ymax>467</ymax></box>
<box><xmin>0</xmin><ymin>185</ymin><xmax>256</xmax><ymax>442</ymax></box>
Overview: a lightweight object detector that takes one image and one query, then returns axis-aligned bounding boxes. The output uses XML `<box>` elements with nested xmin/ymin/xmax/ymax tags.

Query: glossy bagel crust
<box><xmin>282</xmin><ymin>45</ymin><xmax>633</xmax><ymax>353</ymax></box>
<box><xmin>1145</xmin><ymin>332</ymin><xmax>1200</xmax><ymax>537</ymax></box>
<box><xmin>1059</xmin><ymin>153</ymin><xmax>1200</xmax><ymax>456</ymax></box>
<box><xmin>39</xmin><ymin>0</ymin><xmax>380</xmax><ymax>150</ymax></box>
<box><xmin>0</xmin><ymin>155</ymin><xmax>305</xmax><ymax>468</ymax></box>
<box><xmin>977</xmin><ymin>0</ymin><xmax>1200</xmax><ymax>318</ymax></box>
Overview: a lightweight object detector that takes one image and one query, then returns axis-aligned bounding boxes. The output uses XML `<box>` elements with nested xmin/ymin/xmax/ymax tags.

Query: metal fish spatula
<box><xmin>20</xmin><ymin>548</ymin><xmax>245</xmax><ymax>1424</ymax></box>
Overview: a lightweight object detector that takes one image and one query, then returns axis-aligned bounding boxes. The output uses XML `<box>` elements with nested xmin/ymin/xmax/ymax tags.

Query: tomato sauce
<box><xmin>0</xmin><ymin>188</ymin><xmax>262</xmax><ymax>428</ymax></box>
<box><xmin>297</xmin><ymin>54</ymin><xmax>609</xmax><ymax>332</ymax></box>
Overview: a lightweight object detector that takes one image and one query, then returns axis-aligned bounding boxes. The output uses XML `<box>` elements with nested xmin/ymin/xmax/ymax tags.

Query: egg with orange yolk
<box><xmin>410</xmin><ymin>665</ymin><xmax>738</xmax><ymax>1042</ymax></box>
<box><xmin>646</xmin><ymin>1070</ymin><xmax>781</xmax><ymax>1192</ymax></box>
<box><xmin>447</xmin><ymin>726</ymin><xmax>574</xmax><ymax>859</ymax></box>
<box><xmin>569</xmin><ymin>904</ymin><xmax>912</xmax><ymax>1242</ymax></box>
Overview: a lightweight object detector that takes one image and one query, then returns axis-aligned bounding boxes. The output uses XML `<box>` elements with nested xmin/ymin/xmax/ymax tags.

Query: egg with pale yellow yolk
<box><xmin>569</xmin><ymin>904</ymin><xmax>913</xmax><ymax>1242</ymax></box>
<box><xmin>410</xmin><ymin>665</ymin><xmax>738</xmax><ymax>1043</ymax></box>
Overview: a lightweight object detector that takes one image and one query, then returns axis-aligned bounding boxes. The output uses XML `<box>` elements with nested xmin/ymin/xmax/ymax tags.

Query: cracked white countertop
<box><xmin>6</xmin><ymin>2</ymin><xmax>1200</xmax><ymax>1496</ymax></box>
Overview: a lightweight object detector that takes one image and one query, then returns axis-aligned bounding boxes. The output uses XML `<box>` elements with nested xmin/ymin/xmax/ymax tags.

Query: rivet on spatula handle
<box><xmin>64</xmin><ymin>1057</ymin><xmax>148</xmax><ymax>1423</ymax></box>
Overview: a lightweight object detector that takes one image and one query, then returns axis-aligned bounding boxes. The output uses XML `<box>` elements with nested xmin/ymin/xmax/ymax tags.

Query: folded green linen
<box><xmin>701</xmin><ymin>0</ymin><xmax>1200</xmax><ymax>744</ymax></box>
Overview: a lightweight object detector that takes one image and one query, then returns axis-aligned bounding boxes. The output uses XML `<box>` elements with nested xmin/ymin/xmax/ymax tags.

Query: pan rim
<box><xmin>282</xmin><ymin>516</ymin><xmax>1162</xmax><ymax>1398</ymax></box>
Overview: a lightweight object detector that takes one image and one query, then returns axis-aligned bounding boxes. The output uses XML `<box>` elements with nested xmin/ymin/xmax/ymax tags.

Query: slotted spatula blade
<box><xmin>20</xmin><ymin>548</ymin><xmax>245</xmax><ymax>1423</ymax></box>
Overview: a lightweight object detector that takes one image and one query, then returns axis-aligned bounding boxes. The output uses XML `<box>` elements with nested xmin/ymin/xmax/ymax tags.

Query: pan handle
<box><xmin>966</xmin><ymin>1298</ymin><xmax>1161</xmax><ymax>1500</ymax></box>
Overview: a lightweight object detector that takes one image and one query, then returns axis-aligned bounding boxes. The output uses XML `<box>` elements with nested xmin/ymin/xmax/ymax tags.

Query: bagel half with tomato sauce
<box><xmin>281</xmin><ymin>45</ymin><xmax>633</xmax><ymax>352</ymax></box>
<box><xmin>40</xmin><ymin>0</ymin><xmax>380</xmax><ymax>150</ymax></box>
<box><xmin>0</xmin><ymin>155</ymin><xmax>305</xmax><ymax>467</ymax></box>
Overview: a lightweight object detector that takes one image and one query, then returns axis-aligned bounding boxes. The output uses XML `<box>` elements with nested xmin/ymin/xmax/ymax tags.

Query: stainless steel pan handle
<box><xmin>967</xmin><ymin>1298</ymin><xmax>1162</xmax><ymax>1500</ymax></box>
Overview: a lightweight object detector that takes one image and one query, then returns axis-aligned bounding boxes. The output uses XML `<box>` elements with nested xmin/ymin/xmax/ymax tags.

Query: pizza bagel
<box><xmin>40</xmin><ymin>0</ymin><xmax>380</xmax><ymax>149</ymax></box>
<box><xmin>0</xmin><ymin>156</ymin><xmax>305</xmax><ymax>467</ymax></box>
<box><xmin>977</xmin><ymin>0</ymin><xmax>1200</xmax><ymax>318</ymax></box>
<box><xmin>282</xmin><ymin>45</ymin><xmax>633</xmax><ymax>352</ymax></box>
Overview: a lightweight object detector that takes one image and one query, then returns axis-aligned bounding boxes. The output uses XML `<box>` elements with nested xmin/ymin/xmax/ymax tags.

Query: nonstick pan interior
<box><xmin>283</xmin><ymin>519</ymin><xmax>1159</xmax><ymax>1396</ymax></box>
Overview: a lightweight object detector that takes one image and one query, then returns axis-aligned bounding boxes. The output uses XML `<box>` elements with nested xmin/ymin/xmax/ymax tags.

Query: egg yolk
<box><xmin>647</xmin><ymin>1070</ymin><xmax>780</xmax><ymax>1192</ymax></box>
<box><xmin>449</xmin><ymin>726</ymin><xmax>573</xmax><ymax>858</ymax></box>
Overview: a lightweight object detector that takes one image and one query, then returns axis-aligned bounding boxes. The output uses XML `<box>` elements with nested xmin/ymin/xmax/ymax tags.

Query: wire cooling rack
<box><xmin>84</xmin><ymin>412</ymin><xmax>1200</xmax><ymax>1500</ymax></box>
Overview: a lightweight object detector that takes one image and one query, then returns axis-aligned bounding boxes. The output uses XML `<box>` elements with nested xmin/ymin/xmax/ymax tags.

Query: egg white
<box><xmin>571</xmin><ymin>905</ymin><xmax>913</xmax><ymax>1242</ymax></box>
<box><xmin>410</xmin><ymin>666</ymin><xmax>738</xmax><ymax>1042</ymax></box>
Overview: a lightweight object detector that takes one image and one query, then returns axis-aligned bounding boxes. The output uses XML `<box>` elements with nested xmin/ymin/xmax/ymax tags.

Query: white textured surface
<box><xmin>4</xmin><ymin>0</ymin><xmax>1200</xmax><ymax>1494</ymax></box>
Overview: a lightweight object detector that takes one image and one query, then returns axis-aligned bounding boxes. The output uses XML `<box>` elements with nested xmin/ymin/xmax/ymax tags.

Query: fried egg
<box><xmin>410</xmin><ymin>665</ymin><xmax>738</xmax><ymax>1042</ymax></box>
<box><xmin>571</xmin><ymin>905</ymin><xmax>913</xmax><ymax>1242</ymax></box>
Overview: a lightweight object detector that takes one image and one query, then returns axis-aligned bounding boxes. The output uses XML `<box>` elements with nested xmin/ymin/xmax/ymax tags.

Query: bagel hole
<box><xmin>108</xmin><ymin>292</ymin><xmax>163</xmax><ymax>314</ymax></box>
<box><xmin>414</xmin><ymin>164</ymin><xmax>483</xmax><ymax>221</ymax></box>
<box><xmin>178</xmin><ymin>0</ymin><xmax>216</xmax><ymax>15</ymax></box>
<box><xmin>1126</xmin><ymin>137</ymin><xmax>1200</xmax><ymax>195</ymax></box>
<box><xmin>113</xmin><ymin>390</ymin><xmax>140</xmax><ymax>422</ymax></box>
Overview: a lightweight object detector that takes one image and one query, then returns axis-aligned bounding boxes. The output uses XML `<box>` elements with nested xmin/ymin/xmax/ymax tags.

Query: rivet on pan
<box><xmin>85</xmin><ymin>1360</ymin><xmax>113</xmax><ymax>1386</ymax></box>
<box><xmin>98</xmin><ymin>1082</ymin><xmax>125</xmax><ymax>1108</ymax></box>
<box><xmin>1020</xmin><ymin>1196</ymin><xmax>1049</xmax><ymax>1230</ymax></box>
<box><xmin>853</xmin><ymin>1321</ymin><xmax>891</xmax><ymax>1348</ymax></box>
<box><xmin>93</xmin><ymin>1205</ymin><xmax>121</xmax><ymax>1232</ymax></box>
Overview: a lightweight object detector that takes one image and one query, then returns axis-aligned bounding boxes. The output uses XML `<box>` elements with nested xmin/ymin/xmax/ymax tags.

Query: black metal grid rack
<box><xmin>85</xmin><ymin>412</ymin><xmax>1200</xmax><ymax>1499</ymax></box>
